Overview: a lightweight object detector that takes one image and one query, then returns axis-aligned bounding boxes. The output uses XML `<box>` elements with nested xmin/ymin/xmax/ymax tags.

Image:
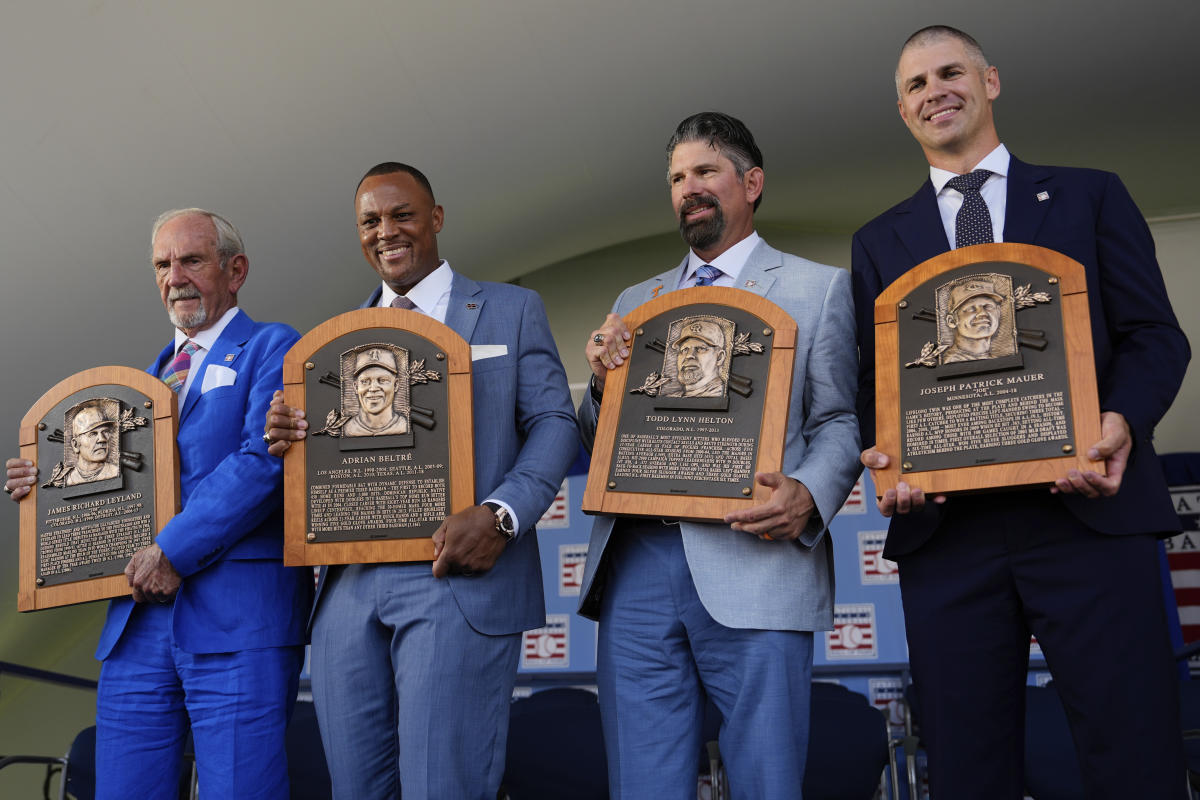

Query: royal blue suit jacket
<box><xmin>852</xmin><ymin>156</ymin><xmax>1190</xmax><ymax>558</ymax></box>
<box><xmin>96</xmin><ymin>309</ymin><xmax>313</xmax><ymax>659</ymax></box>
<box><xmin>307</xmin><ymin>273</ymin><xmax>577</xmax><ymax>636</ymax></box>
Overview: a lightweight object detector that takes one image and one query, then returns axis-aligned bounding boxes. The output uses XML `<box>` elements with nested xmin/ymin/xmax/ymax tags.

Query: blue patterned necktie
<box><xmin>946</xmin><ymin>169</ymin><xmax>994</xmax><ymax>248</ymax></box>
<box><xmin>693</xmin><ymin>265</ymin><xmax>722</xmax><ymax>286</ymax></box>
<box><xmin>162</xmin><ymin>340</ymin><xmax>199</xmax><ymax>394</ymax></box>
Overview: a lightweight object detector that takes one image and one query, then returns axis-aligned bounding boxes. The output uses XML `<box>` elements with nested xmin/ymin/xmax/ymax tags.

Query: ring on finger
<box><xmin>262</xmin><ymin>433</ymin><xmax>275</xmax><ymax>445</ymax></box>
<box><xmin>3</xmin><ymin>485</ymin><xmax>12</xmax><ymax>494</ymax></box>
<box><xmin>592</xmin><ymin>334</ymin><xmax>605</xmax><ymax>344</ymax></box>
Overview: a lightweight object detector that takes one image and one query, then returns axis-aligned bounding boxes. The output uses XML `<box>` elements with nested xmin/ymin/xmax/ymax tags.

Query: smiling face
<box><xmin>356</xmin><ymin>366</ymin><xmax>397</xmax><ymax>416</ymax></box>
<box><xmin>356</xmin><ymin>172</ymin><xmax>444</xmax><ymax>295</ymax></box>
<box><xmin>152</xmin><ymin>214</ymin><xmax>246</xmax><ymax>336</ymax></box>
<box><xmin>896</xmin><ymin>35</ymin><xmax>1001</xmax><ymax>170</ymax></box>
<box><xmin>668</xmin><ymin>141</ymin><xmax>762</xmax><ymax>262</ymax></box>
<box><xmin>949</xmin><ymin>296</ymin><xmax>1001</xmax><ymax>340</ymax></box>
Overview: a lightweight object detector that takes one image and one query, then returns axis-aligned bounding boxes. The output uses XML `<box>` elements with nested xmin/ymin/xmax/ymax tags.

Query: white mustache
<box><xmin>169</xmin><ymin>287</ymin><xmax>200</xmax><ymax>302</ymax></box>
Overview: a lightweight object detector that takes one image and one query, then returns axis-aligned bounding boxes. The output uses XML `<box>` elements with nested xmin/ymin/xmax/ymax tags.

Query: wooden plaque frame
<box><xmin>282</xmin><ymin>309</ymin><xmax>474</xmax><ymax>566</ymax></box>
<box><xmin>582</xmin><ymin>287</ymin><xmax>796</xmax><ymax>521</ymax></box>
<box><xmin>18</xmin><ymin>366</ymin><xmax>179</xmax><ymax>611</ymax></box>
<box><xmin>872</xmin><ymin>243</ymin><xmax>1103</xmax><ymax>497</ymax></box>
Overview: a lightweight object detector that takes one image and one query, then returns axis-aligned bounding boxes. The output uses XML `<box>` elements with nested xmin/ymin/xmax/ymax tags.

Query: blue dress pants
<box><xmin>597</xmin><ymin>521</ymin><xmax>814</xmax><ymax>800</ymax></box>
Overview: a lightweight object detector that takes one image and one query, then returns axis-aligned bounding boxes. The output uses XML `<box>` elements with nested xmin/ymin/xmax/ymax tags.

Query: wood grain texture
<box><xmin>282</xmin><ymin>309</ymin><xmax>473</xmax><ymax>566</ymax></box>
<box><xmin>582</xmin><ymin>287</ymin><xmax>797</xmax><ymax>521</ymax></box>
<box><xmin>19</xmin><ymin>366</ymin><xmax>179</xmax><ymax>611</ymax></box>
<box><xmin>871</xmin><ymin>243</ymin><xmax>1103</xmax><ymax>497</ymax></box>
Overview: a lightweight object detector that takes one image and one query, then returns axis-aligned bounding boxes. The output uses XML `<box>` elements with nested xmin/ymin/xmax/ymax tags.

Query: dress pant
<box><xmin>95</xmin><ymin>601</ymin><xmax>303</xmax><ymax>800</ymax></box>
<box><xmin>597</xmin><ymin>520</ymin><xmax>814</xmax><ymax>800</ymax></box>
<box><xmin>310</xmin><ymin>563</ymin><xmax>520</xmax><ymax>800</ymax></box>
<box><xmin>899</xmin><ymin>491</ymin><xmax>1187</xmax><ymax>799</ymax></box>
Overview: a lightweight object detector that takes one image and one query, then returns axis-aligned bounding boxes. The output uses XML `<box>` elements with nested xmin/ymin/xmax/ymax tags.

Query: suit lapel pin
<box><xmin>744</xmin><ymin>280</ymin><xmax>758</xmax><ymax>288</ymax></box>
<box><xmin>223</xmin><ymin>353</ymin><xmax>236</xmax><ymax>362</ymax></box>
<box><xmin>466</xmin><ymin>302</ymin><xmax>478</xmax><ymax>309</ymax></box>
<box><xmin>651</xmin><ymin>285</ymin><xmax>664</xmax><ymax>298</ymax></box>
<box><xmin>1036</xmin><ymin>191</ymin><xmax>1050</xmax><ymax>202</ymax></box>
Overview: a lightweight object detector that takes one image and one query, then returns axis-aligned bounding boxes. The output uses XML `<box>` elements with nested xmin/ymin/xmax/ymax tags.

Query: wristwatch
<box><xmin>482</xmin><ymin>501</ymin><xmax>516</xmax><ymax>542</ymax></box>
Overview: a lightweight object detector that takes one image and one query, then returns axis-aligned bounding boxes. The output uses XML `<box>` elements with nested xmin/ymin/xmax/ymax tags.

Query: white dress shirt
<box><xmin>170</xmin><ymin>306</ymin><xmax>241</xmax><ymax>402</ymax></box>
<box><xmin>676</xmin><ymin>231</ymin><xmax>763</xmax><ymax>290</ymax></box>
<box><xmin>930</xmin><ymin>144</ymin><xmax>1010</xmax><ymax>249</ymax></box>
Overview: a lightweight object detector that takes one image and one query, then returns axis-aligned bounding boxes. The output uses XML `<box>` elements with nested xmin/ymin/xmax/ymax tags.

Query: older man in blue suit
<box><xmin>853</xmin><ymin>26</ymin><xmax>1190</xmax><ymax>799</ymax></box>
<box><xmin>265</xmin><ymin>163</ymin><xmax>577</xmax><ymax>799</ymax></box>
<box><xmin>7</xmin><ymin>209</ymin><xmax>313</xmax><ymax>799</ymax></box>
<box><xmin>581</xmin><ymin>112</ymin><xmax>861</xmax><ymax>799</ymax></box>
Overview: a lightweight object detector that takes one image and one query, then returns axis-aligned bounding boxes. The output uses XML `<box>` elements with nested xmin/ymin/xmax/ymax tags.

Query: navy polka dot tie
<box><xmin>693</xmin><ymin>265</ymin><xmax>722</xmax><ymax>286</ymax></box>
<box><xmin>947</xmin><ymin>169</ymin><xmax>994</xmax><ymax>248</ymax></box>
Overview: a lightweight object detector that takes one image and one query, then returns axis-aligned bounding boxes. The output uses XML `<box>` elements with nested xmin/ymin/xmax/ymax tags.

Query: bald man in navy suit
<box><xmin>853</xmin><ymin>26</ymin><xmax>1190</xmax><ymax>799</ymax></box>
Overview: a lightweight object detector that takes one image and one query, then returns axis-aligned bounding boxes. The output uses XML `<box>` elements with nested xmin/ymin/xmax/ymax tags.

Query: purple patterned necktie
<box><xmin>693</xmin><ymin>265</ymin><xmax>722</xmax><ymax>286</ymax></box>
<box><xmin>947</xmin><ymin>169</ymin><xmax>994</xmax><ymax>248</ymax></box>
<box><xmin>390</xmin><ymin>295</ymin><xmax>416</xmax><ymax>310</ymax></box>
<box><xmin>162</xmin><ymin>340</ymin><xmax>199</xmax><ymax>394</ymax></box>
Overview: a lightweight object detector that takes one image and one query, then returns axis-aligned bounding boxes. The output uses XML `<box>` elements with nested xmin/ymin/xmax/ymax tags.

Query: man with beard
<box><xmin>580</xmin><ymin>112</ymin><xmax>860</xmax><ymax>798</ymax></box>
<box><xmin>664</xmin><ymin>318</ymin><xmax>728</xmax><ymax>398</ymax></box>
<box><xmin>6</xmin><ymin>209</ymin><xmax>312</xmax><ymax>798</ymax></box>
<box><xmin>853</xmin><ymin>26</ymin><xmax>1189</xmax><ymax>798</ymax></box>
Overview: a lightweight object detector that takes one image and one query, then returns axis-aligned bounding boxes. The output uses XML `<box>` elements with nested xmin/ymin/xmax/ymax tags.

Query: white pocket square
<box><xmin>201</xmin><ymin>364</ymin><xmax>237</xmax><ymax>393</ymax></box>
<box><xmin>471</xmin><ymin>345</ymin><xmax>508</xmax><ymax>361</ymax></box>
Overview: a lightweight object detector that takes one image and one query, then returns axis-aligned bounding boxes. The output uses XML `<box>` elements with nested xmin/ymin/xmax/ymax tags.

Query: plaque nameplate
<box><xmin>582</xmin><ymin>287</ymin><xmax>796</xmax><ymax>522</ymax></box>
<box><xmin>871</xmin><ymin>243</ymin><xmax>1104</xmax><ymax>497</ymax></box>
<box><xmin>18</xmin><ymin>366</ymin><xmax>179</xmax><ymax>611</ymax></box>
<box><xmin>282</xmin><ymin>308</ymin><xmax>474</xmax><ymax>566</ymax></box>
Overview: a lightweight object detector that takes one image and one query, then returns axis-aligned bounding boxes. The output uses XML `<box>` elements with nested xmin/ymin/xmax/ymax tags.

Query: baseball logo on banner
<box><xmin>558</xmin><ymin>544</ymin><xmax>588</xmax><ymax>597</ymax></box>
<box><xmin>1165</xmin><ymin>486</ymin><xmax>1200</xmax><ymax>659</ymax></box>
<box><xmin>837</xmin><ymin>476</ymin><xmax>867</xmax><ymax>516</ymax></box>
<box><xmin>827</xmin><ymin>603</ymin><xmax>877</xmax><ymax>660</ymax></box>
<box><xmin>537</xmin><ymin>480</ymin><xmax>570</xmax><ymax>529</ymax></box>
<box><xmin>868</xmin><ymin>677</ymin><xmax>906</xmax><ymax>734</ymax></box>
<box><xmin>858</xmin><ymin>529</ymin><xmax>898</xmax><ymax>584</ymax></box>
<box><xmin>521</xmin><ymin>613</ymin><xmax>570</xmax><ymax>668</ymax></box>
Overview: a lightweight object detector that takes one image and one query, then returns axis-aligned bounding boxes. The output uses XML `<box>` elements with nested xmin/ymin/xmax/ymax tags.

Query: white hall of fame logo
<box><xmin>521</xmin><ymin>614</ymin><xmax>570</xmax><ymax>668</ymax></box>
<box><xmin>558</xmin><ymin>544</ymin><xmax>587</xmax><ymax>597</ymax></box>
<box><xmin>826</xmin><ymin>603</ymin><xmax>878</xmax><ymax>660</ymax></box>
<box><xmin>858</xmin><ymin>530</ymin><xmax>899</xmax><ymax>585</ymax></box>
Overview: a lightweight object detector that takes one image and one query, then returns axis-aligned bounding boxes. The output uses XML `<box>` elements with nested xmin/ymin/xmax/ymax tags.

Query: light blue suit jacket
<box><xmin>308</xmin><ymin>273</ymin><xmax>578</xmax><ymax>636</ymax></box>
<box><xmin>97</xmin><ymin>309</ymin><xmax>313</xmax><ymax>659</ymax></box>
<box><xmin>577</xmin><ymin>240</ymin><xmax>861</xmax><ymax>632</ymax></box>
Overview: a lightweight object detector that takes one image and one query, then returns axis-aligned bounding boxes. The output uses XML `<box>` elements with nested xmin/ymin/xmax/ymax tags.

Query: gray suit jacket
<box><xmin>577</xmin><ymin>240</ymin><xmax>861</xmax><ymax>631</ymax></box>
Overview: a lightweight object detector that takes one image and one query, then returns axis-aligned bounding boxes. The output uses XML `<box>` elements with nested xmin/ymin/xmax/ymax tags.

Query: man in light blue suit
<box><xmin>580</xmin><ymin>113</ymin><xmax>861</xmax><ymax>799</ymax></box>
<box><xmin>7</xmin><ymin>209</ymin><xmax>313</xmax><ymax>799</ymax></box>
<box><xmin>265</xmin><ymin>163</ymin><xmax>577</xmax><ymax>799</ymax></box>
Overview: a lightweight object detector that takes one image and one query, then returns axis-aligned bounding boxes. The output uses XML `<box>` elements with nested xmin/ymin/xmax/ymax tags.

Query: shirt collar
<box><xmin>378</xmin><ymin>260</ymin><xmax>452</xmax><ymax>313</ymax></box>
<box><xmin>173</xmin><ymin>306</ymin><xmax>240</xmax><ymax>354</ymax></box>
<box><xmin>683</xmin><ymin>231</ymin><xmax>762</xmax><ymax>284</ymax></box>
<box><xmin>930</xmin><ymin>144</ymin><xmax>1011</xmax><ymax>194</ymax></box>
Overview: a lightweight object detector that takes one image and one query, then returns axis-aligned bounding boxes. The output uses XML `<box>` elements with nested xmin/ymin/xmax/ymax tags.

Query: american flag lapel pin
<box><xmin>1036</xmin><ymin>191</ymin><xmax>1050</xmax><ymax>202</ymax></box>
<box><xmin>223</xmin><ymin>353</ymin><xmax>236</xmax><ymax>362</ymax></box>
<box><xmin>744</xmin><ymin>279</ymin><xmax>758</xmax><ymax>288</ymax></box>
<box><xmin>466</xmin><ymin>302</ymin><xmax>477</xmax><ymax>309</ymax></box>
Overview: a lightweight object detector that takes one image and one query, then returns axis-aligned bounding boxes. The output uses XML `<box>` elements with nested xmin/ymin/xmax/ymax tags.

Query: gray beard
<box><xmin>168</xmin><ymin>304</ymin><xmax>208</xmax><ymax>330</ymax></box>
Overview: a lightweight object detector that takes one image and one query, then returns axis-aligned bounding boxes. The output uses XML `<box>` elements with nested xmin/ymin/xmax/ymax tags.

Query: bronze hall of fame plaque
<box><xmin>871</xmin><ymin>243</ymin><xmax>1104</xmax><ymax>497</ymax></box>
<box><xmin>282</xmin><ymin>308</ymin><xmax>474</xmax><ymax>566</ymax></box>
<box><xmin>18</xmin><ymin>366</ymin><xmax>179</xmax><ymax>611</ymax></box>
<box><xmin>583</xmin><ymin>287</ymin><xmax>796</xmax><ymax>522</ymax></box>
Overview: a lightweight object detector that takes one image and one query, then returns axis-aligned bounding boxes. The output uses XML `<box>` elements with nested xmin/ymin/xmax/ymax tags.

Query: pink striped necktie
<box><xmin>163</xmin><ymin>340</ymin><xmax>200</xmax><ymax>394</ymax></box>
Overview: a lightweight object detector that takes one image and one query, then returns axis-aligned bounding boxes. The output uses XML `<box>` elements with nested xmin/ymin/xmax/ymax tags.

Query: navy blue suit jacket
<box><xmin>307</xmin><ymin>273</ymin><xmax>577</xmax><ymax>636</ymax></box>
<box><xmin>97</xmin><ymin>310</ymin><xmax>313</xmax><ymax>658</ymax></box>
<box><xmin>852</xmin><ymin>157</ymin><xmax>1190</xmax><ymax>558</ymax></box>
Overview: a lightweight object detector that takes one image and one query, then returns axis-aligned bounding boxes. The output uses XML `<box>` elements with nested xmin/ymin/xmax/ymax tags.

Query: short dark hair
<box><xmin>897</xmin><ymin>26</ymin><xmax>989</xmax><ymax>94</ymax></box>
<box><xmin>355</xmin><ymin>162</ymin><xmax>436</xmax><ymax>202</ymax></box>
<box><xmin>666</xmin><ymin>112</ymin><xmax>764</xmax><ymax>211</ymax></box>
